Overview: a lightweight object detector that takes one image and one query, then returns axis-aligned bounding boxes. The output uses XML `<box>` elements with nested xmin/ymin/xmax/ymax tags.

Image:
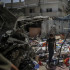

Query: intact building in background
<box><xmin>0</xmin><ymin>0</ymin><xmax>24</xmax><ymax>8</ymax></box>
<box><xmin>23</xmin><ymin>0</ymin><xmax>68</xmax><ymax>17</ymax></box>
<box><xmin>0</xmin><ymin>0</ymin><xmax>25</xmax><ymax>17</ymax></box>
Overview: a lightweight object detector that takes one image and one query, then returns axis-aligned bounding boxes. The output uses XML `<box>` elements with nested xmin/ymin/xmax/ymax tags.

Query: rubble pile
<box><xmin>0</xmin><ymin>6</ymin><xmax>37</xmax><ymax>70</ymax></box>
<box><xmin>0</xmin><ymin>6</ymin><xmax>70</xmax><ymax>70</ymax></box>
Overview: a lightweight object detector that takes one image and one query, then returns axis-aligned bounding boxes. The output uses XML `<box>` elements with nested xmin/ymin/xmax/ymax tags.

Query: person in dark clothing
<box><xmin>47</xmin><ymin>34</ymin><xmax>56</xmax><ymax>65</ymax></box>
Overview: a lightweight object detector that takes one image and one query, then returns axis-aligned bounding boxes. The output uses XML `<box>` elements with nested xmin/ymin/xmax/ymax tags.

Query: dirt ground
<box><xmin>39</xmin><ymin>66</ymin><xmax>46</xmax><ymax>70</ymax></box>
<box><xmin>39</xmin><ymin>65</ymin><xmax>69</xmax><ymax>70</ymax></box>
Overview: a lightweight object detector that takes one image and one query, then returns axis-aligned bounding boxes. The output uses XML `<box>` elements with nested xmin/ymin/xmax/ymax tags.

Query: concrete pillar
<box><xmin>11</xmin><ymin>0</ymin><xmax>13</xmax><ymax>8</ymax></box>
<box><xmin>19</xmin><ymin>0</ymin><xmax>21</xmax><ymax>2</ymax></box>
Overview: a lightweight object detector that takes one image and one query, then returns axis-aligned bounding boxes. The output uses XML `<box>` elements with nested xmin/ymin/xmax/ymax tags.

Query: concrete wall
<box><xmin>25</xmin><ymin>6</ymin><xmax>41</xmax><ymax>17</ymax></box>
<box><xmin>49</xmin><ymin>20</ymin><xmax>70</xmax><ymax>34</ymax></box>
<box><xmin>41</xmin><ymin>18</ymin><xmax>70</xmax><ymax>37</ymax></box>
<box><xmin>41</xmin><ymin>20</ymin><xmax>49</xmax><ymax>37</ymax></box>
<box><xmin>29</xmin><ymin>27</ymin><xmax>41</xmax><ymax>37</ymax></box>
<box><xmin>24</xmin><ymin>0</ymin><xmax>67</xmax><ymax>17</ymax></box>
<box><xmin>25</xmin><ymin>0</ymin><xmax>39</xmax><ymax>5</ymax></box>
<box><xmin>40</xmin><ymin>3</ymin><xmax>64</xmax><ymax>17</ymax></box>
<box><xmin>5</xmin><ymin>2</ymin><xmax>24</xmax><ymax>8</ymax></box>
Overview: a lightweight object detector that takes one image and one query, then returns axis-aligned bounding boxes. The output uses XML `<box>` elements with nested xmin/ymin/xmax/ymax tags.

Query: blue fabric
<box><xmin>34</xmin><ymin>64</ymin><xmax>39</xmax><ymax>69</ymax></box>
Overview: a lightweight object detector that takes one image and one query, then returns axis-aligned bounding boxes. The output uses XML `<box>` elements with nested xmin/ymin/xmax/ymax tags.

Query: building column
<box><xmin>11</xmin><ymin>0</ymin><xmax>13</xmax><ymax>8</ymax></box>
<box><xmin>19</xmin><ymin>0</ymin><xmax>21</xmax><ymax>2</ymax></box>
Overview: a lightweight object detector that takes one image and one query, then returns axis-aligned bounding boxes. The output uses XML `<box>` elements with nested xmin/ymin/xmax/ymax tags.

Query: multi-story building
<box><xmin>23</xmin><ymin>0</ymin><xmax>68</xmax><ymax>17</ymax></box>
<box><xmin>0</xmin><ymin>0</ymin><xmax>24</xmax><ymax>8</ymax></box>
<box><xmin>0</xmin><ymin>0</ymin><xmax>25</xmax><ymax>17</ymax></box>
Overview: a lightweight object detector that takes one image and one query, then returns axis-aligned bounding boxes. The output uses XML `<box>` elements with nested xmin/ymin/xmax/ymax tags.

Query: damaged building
<box><xmin>23</xmin><ymin>0</ymin><xmax>68</xmax><ymax>17</ymax></box>
<box><xmin>15</xmin><ymin>15</ymin><xmax>70</xmax><ymax>38</ymax></box>
<box><xmin>0</xmin><ymin>1</ymin><xmax>70</xmax><ymax>70</ymax></box>
<box><xmin>0</xmin><ymin>2</ymin><xmax>17</xmax><ymax>39</ymax></box>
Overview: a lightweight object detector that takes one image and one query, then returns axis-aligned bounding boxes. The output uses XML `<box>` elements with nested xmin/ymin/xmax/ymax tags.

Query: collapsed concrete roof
<box><xmin>33</xmin><ymin>16</ymin><xmax>49</xmax><ymax>19</ymax></box>
<box><xmin>53</xmin><ymin>14</ymin><xmax>70</xmax><ymax>20</ymax></box>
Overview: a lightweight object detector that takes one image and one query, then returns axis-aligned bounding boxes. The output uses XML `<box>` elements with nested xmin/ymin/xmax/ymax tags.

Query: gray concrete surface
<box><xmin>39</xmin><ymin>65</ymin><xmax>69</xmax><ymax>70</ymax></box>
<box><xmin>39</xmin><ymin>66</ymin><xmax>47</xmax><ymax>70</ymax></box>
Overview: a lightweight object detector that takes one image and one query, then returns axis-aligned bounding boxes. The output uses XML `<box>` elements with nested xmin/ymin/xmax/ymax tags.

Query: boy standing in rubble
<box><xmin>46</xmin><ymin>34</ymin><xmax>56</xmax><ymax>66</ymax></box>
